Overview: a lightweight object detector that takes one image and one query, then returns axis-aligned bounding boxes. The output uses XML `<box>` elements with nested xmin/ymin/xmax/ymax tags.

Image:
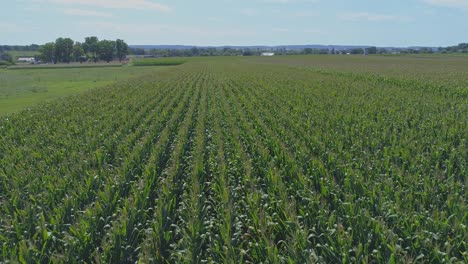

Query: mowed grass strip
<box><xmin>0</xmin><ymin>65</ymin><xmax>171</xmax><ymax>114</ymax></box>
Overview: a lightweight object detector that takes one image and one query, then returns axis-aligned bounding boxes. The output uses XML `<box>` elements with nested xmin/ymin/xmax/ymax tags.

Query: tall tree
<box><xmin>115</xmin><ymin>39</ymin><xmax>129</xmax><ymax>62</ymax></box>
<box><xmin>0</xmin><ymin>53</ymin><xmax>13</xmax><ymax>63</ymax></box>
<box><xmin>55</xmin><ymin>38</ymin><xmax>74</xmax><ymax>63</ymax></box>
<box><xmin>191</xmin><ymin>47</ymin><xmax>200</xmax><ymax>56</ymax></box>
<box><xmin>97</xmin><ymin>40</ymin><xmax>116</xmax><ymax>62</ymax></box>
<box><xmin>73</xmin><ymin>42</ymin><xmax>85</xmax><ymax>62</ymax></box>
<box><xmin>367</xmin><ymin>46</ymin><xmax>377</xmax><ymax>54</ymax></box>
<box><xmin>83</xmin><ymin>36</ymin><xmax>99</xmax><ymax>62</ymax></box>
<box><xmin>303</xmin><ymin>48</ymin><xmax>313</xmax><ymax>54</ymax></box>
<box><xmin>39</xmin><ymin>42</ymin><xmax>56</xmax><ymax>63</ymax></box>
<box><xmin>54</xmin><ymin>38</ymin><xmax>65</xmax><ymax>63</ymax></box>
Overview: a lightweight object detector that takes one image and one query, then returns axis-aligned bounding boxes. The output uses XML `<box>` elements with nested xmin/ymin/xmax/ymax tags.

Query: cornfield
<box><xmin>0</xmin><ymin>57</ymin><xmax>466</xmax><ymax>263</ymax></box>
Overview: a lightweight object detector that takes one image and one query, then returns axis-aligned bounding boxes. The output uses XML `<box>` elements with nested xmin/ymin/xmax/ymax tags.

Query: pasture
<box><xmin>0</xmin><ymin>65</ymin><xmax>170</xmax><ymax>114</ymax></box>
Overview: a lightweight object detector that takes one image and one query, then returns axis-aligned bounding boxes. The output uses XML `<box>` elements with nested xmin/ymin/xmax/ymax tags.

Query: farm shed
<box><xmin>17</xmin><ymin>57</ymin><xmax>35</xmax><ymax>63</ymax></box>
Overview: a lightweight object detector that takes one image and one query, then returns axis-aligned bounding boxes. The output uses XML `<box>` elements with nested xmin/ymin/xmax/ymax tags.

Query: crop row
<box><xmin>0</xmin><ymin>59</ymin><xmax>466</xmax><ymax>263</ymax></box>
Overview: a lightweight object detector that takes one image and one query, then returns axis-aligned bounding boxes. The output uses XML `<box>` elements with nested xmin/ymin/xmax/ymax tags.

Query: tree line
<box><xmin>2</xmin><ymin>41</ymin><xmax>468</xmax><ymax>65</ymax></box>
<box><xmin>0</xmin><ymin>44</ymin><xmax>39</xmax><ymax>53</ymax></box>
<box><xmin>129</xmin><ymin>46</ymin><xmax>380</xmax><ymax>57</ymax></box>
<box><xmin>39</xmin><ymin>37</ymin><xmax>129</xmax><ymax>64</ymax></box>
<box><xmin>439</xmin><ymin>43</ymin><xmax>468</xmax><ymax>53</ymax></box>
<box><xmin>129</xmin><ymin>43</ymin><xmax>468</xmax><ymax>57</ymax></box>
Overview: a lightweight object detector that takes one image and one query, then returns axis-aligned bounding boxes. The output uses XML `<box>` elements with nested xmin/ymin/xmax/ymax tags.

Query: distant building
<box><xmin>17</xmin><ymin>57</ymin><xmax>36</xmax><ymax>63</ymax></box>
<box><xmin>261</xmin><ymin>52</ymin><xmax>275</xmax><ymax>56</ymax></box>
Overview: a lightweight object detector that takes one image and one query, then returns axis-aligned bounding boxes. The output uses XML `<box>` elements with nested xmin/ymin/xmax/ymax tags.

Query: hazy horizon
<box><xmin>2</xmin><ymin>0</ymin><xmax>467</xmax><ymax>47</ymax></box>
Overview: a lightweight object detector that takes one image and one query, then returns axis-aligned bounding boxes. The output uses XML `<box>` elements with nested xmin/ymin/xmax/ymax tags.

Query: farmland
<box><xmin>132</xmin><ymin>58</ymin><xmax>187</xmax><ymax>67</ymax></box>
<box><xmin>0</xmin><ymin>65</ymin><xmax>172</xmax><ymax>114</ymax></box>
<box><xmin>0</xmin><ymin>56</ymin><xmax>466</xmax><ymax>263</ymax></box>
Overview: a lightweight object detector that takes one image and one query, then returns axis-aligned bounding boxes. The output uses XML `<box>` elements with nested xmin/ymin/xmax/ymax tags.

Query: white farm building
<box><xmin>261</xmin><ymin>52</ymin><xmax>275</xmax><ymax>56</ymax></box>
<box><xmin>17</xmin><ymin>57</ymin><xmax>36</xmax><ymax>63</ymax></box>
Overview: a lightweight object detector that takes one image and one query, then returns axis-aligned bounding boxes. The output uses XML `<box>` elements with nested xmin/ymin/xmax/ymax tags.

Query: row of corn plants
<box><xmin>0</xmin><ymin>58</ymin><xmax>466</xmax><ymax>263</ymax></box>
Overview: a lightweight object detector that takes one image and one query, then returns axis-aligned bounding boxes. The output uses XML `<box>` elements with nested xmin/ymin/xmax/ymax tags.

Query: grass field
<box><xmin>0</xmin><ymin>65</ymin><xmax>171</xmax><ymax>114</ymax></box>
<box><xmin>7</xmin><ymin>62</ymin><xmax>125</xmax><ymax>70</ymax></box>
<box><xmin>0</xmin><ymin>55</ymin><xmax>466</xmax><ymax>263</ymax></box>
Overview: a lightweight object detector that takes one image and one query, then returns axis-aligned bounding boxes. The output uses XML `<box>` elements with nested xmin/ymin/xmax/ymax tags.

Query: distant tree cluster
<box><xmin>131</xmin><ymin>47</ymin><xmax>246</xmax><ymax>57</ymax></box>
<box><xmin>439</xmin><ymin>43</ymin><xmax>468</xmax><ymax>53</ymax></box>
<box><xmin>129</xmin><ymin>46</ymin><xmax>385</xmax><ymax>58</ymax></box>
<box><xmin>0</xmin><ymin>44</ymin><xmax>39</xmax><ymax>53</ymax></box>
<box><xmin>0</xmin><ymin>45</ymin><xmax>39</xmax><ymax>65</ymax></box>
<box><xmin>400</xmin><ymin>47</ymin><xmax>435</xmax><ymax>54</ymax></box>
<box><xmin>39</xmin><ymin>37</ymin><xmax>129</xmax><ymax>63</ymax></box>
<box><xmin>88</xmin><ymin>41</ymin><xmax>468</xmax><ymax>59</ymax></box>
<box><xmin>130</xmin><ymin>47</ymin><xmax>305</xmax><ymax>57</ymax></box>
<box><xmin>3</xmin><ymin>41</ymin><xmax>468</xmax><ymax>65</ymax></box>
<box><xmin>0</xmin><ymin>53</ymin><xmax>14</xmax><ymax>64</ymax></box>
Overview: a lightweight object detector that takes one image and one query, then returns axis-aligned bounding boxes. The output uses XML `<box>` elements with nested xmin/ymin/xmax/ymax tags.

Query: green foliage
<box><xmin>38</xmin><ymin>37</ymin><xmax>129</xmax><ymax>63</ymax></box>
<box><xmin>0</xmin><ymin>60</ymin><xmax>12</xmax><ymax>66</ymax></box>
<box><xmin>72</xmin><ymin>42</ymin><xmax>85</xmax><ymax>63</ymax></box>
<box><xmin>83</xmin><ymin>36</ymin><xmax>99</xmax><ymax>62</ymax></box>
<box><xmin>440</xmin><ymin>42</ymin><xmax>468</xmax><ymax>53</ymax></box>
<box><xmin>0</xmin><ymin>53</ymin><xmax>14</xmax><ymax>63</ymax></box>
<box><xmin>132</xmin><ymin>58</ymin><xmax>187</xmax><ymax>66</ymax></box>
<box><xmin>115</xmin><ymin>39</ymin><xmax>129</xmax><ymax>62</ymax></box>
<box><xmin>39</xmin><ymin>42</ymin><xmax>55</xmax><ymax>63</ymax></box>
<box><xmin>98</xmin><ymin>40</ymin><xmax>116</xmax><ymax>63</ymax></box>
<box><xmin>55</xmin><ymin>37</ymin><xmax>74</xmax><ymax>63</ymax></box>
<box><xmin>0</xmin><ymin>56</ymin><xmax>466</xmax><ymax>263</ymax></box>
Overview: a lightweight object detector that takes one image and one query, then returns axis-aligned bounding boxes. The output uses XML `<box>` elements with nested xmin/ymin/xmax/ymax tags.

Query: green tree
<box><xmin>367</xmin><ymin>46</ymin><xmax>377</xmax><ymax>54</ymax></box>
<box><xmin>39</xmin><ymin>42</ymin><xmax>56</xmax><ymax>63</ymax></box>
<box><xmin>115</xmin><ymin>39</ymin><xmax>129</xmax><ymax>62</ymax></box>
<box><xmin>303</xmin><ymin>48</ymin><xmax>313</xmax><ymax>54</ymax></box>
<box><xmin>0</xmin><ymin>53</ymin><xmax>13</xmax><ymax>64</ymax></box>
<box><xmin>73</xmin><ymin>42</ymin><xmax>86</xmax><ymax>63</ymax></box>
<box><xmin>97</xmin><ymin>40</ymin><xmax>116</xmax><ymax>62</ymax></box>
<box><xmin>83</xmin><ymin>36</ymin><xmax>99</xmax><ymax>62</ymax></box>
<box><xmin>242</xmin><ymin>50</ymin><xmax>253</xmax><ymax>56</ymax></box>
<box><xmin>191</xmin><ymin>47</ymin><xmax>200</xmax><ymax>56</ymax></box>
<box><xmin>350</xmin><ymin>48</ymin><xmax>364</xmax><ymax>55</ymax></box>
<box><xmin>55</xmin><ymin>38</ymin><xmax>74</xmax><ymax>63</ymax></box>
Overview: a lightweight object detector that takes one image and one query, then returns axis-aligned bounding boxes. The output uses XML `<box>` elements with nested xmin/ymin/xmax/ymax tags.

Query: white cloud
<box><xmin>303</xmin><ymin>29</ymin><xmax>322</xmax><ymax>34</ymax></box>
<box><xmin>207</xmin><ymin>17</ymin><xmax>222</xmax><ymax>22</ymax></box>
<box><xmin>294</xmin><ymin>11</ymin><xmax>319</xmax><ymax>17</ymax></box>
<box><xmin>75</xmin><ymin>21</ymin><xmax>256</xmax><ymax>39</ymax></box>
<box><xmin>0</xmin><ymin>23</ymin><xmax>26</xmax><ymax>32</ymax></box>
<box><xmin>339</xmin><ymin>12</ymin><xmax>402</xmax><ymax>22</ymax></box>
<box><xmin>62</xmin><ymin>8</ymin><xmax>113</xmax><ymax>17</ymax></box>
<box><xmin>24</xmin><ymin>6</ymin><xmax>42</xmax><ymax>12</ymax></box>
<box><xmin>273</xmin><ymin>27</ymin><xmax>290</xmax><ymax>32</ymax></box>
<box><xmin>261</xmin><ymin>0</ymin><xmax>319</xmax><ymax>3</ymax></box>
<box><xmin>272</xmin><ymin>27</ymin><xmax>322</xmax><ymax>34</ymax></box>
<box><xmin>240</xmin><ymin>8</ymin><xmax>257</xmax><ymax>16</ymax></box>
<box><xmin>262</xmin><ymin>0</ymin><xmax>297</xmax><ymax>3</ymax></box>
<box><xmin>34</xmin><ymin>0</ymin><xmax>170</xmax><ymax>12</ymax></box>
<box><xmin>424</xmin><ymin>0</ymin><xmax>468</xmax><ymax>9</ymax></box>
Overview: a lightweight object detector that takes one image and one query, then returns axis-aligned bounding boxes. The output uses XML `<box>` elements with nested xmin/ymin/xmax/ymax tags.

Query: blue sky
<box><xmin>1</xmin><ymin>0</ymin><xmax>468</xmax><ymax>46</ymax></box>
